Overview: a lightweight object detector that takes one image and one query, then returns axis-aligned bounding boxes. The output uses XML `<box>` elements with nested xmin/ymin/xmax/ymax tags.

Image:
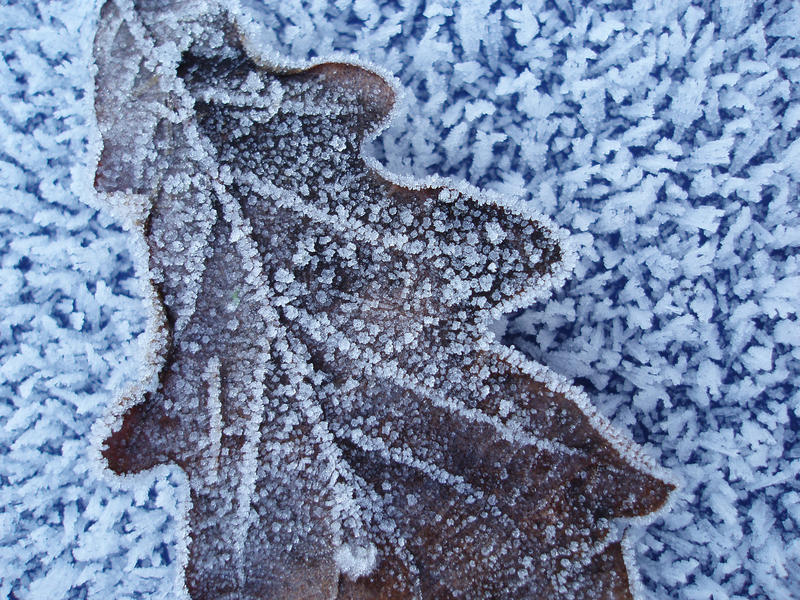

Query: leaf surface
<box><xmin>93</xmin><ymin>2</ymin><xmax>674</xmax><ymax>598</ymax></box>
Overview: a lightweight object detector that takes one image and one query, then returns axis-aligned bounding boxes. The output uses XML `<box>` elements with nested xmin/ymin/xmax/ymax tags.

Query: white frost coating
<box><xmin>4</xmin><ymin>0</ymin><xmax>798</xmax><ymax>599</ymax></box>
<box><xmin>308</xmin><ymin>313</ymin><xmax>581</xmax><ymax>459</ymax></box>
<box><xmin>17</xmin><ymin>2</ymin><xmax>692</xmax><ymax>595</ymax></box>
<box><xmin>485</xmin><ymin>339</ymin><xmax>679</xmax><ymax>493</ymax></box>
<box><xmin>202</xmin><ymin>357</ymin><xmax>222</xmax><ymax>483</ymax></box>
<box><xmin>620</xmin><ymin>531</ymin><xmax>646</xmax><ymax>600</ymax></box>
<box><xmin>334</xmin><ymin>542</ymin><xmax>379</xmax><ymax>579</ymax></box>
<box><xmin>87</xmin><ymin>193</ymin><xmax>169</xmax><ymax>473</ymax></box>
<box><xmin>89</xmin><ymin>0</ymin><xmax>672</xmax><ymax>598</ymax></box>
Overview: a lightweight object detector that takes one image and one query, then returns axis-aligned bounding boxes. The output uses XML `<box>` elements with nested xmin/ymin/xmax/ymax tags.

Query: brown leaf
<box><xmin>92</xmin><ymin>2</ymin><xmax>675</xmax><ymax>599</ymax></box>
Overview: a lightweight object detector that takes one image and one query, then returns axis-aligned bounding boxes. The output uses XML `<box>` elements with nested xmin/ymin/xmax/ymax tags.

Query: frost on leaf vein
<box><xmin>91</xmin><ymin>2</ymin><xmax>675</xmax><ymax>599</ymax></box>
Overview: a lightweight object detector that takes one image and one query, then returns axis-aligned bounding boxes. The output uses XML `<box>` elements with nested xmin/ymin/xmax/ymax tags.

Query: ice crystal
<box><xmin>92</xmin><ymin>1</ymin><xmax>674</xmax><ymax>598</ymax></box>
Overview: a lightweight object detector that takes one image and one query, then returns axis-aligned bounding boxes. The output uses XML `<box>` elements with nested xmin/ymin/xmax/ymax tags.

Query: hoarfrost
<box><xmin>3</xmin><ymin>0</ymin><xmax>798</xmax><ymax>599</ymax></box>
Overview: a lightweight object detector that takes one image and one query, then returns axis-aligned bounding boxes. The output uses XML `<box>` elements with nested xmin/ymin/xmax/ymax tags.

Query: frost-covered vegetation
<box><xmin>90</xmin><ymin>2</ymin><xmax>675</xmax><ymax>597</ymax></box>
<box><xmin>1</xmin><ymin>0</ymin><xmax>798</xmax><ymax>599</ymax></box>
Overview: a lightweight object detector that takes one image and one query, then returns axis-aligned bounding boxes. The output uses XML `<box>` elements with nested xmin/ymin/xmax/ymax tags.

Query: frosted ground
<box><xmin>1</xmin><ymin>0</ymin><xmax>798</xmax><ymax>598</ymax></box>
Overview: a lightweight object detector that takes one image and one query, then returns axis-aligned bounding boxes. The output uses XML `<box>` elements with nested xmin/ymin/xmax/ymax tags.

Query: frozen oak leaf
<box><xmin>91</xmin><ymin>1</ymin><xmax>675</xmax><ymax>599</ymax></box>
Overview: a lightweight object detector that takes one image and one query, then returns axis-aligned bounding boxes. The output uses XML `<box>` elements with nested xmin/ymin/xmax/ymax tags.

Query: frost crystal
<box><xmin>92</xmin><ymin>1</ymin><xmax>674</xmax><ymax>598</ymax></box>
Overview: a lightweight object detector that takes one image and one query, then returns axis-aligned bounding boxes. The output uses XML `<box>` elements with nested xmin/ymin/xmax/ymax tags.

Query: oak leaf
<box><xmin>92</xmin><ymin>2</ymin><xmax>675</xmax><ymax>599</ymax></box>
